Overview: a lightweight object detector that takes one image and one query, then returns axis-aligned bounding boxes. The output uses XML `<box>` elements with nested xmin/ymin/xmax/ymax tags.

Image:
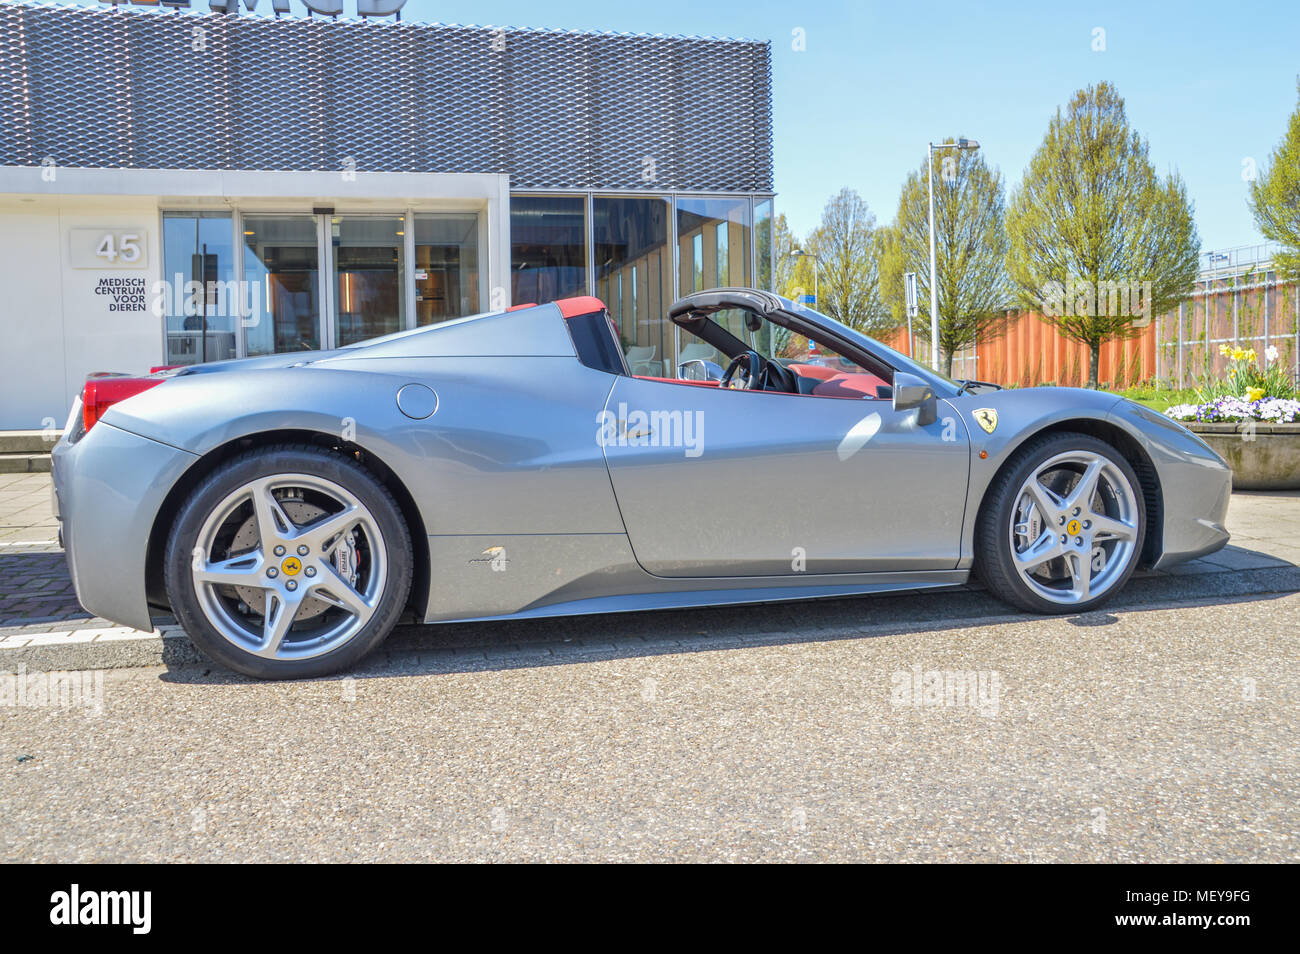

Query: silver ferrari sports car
<box><xmin>52</xmin><ymin>288</ymin><xmax>1231</xmax><ymax>678</ymax></box>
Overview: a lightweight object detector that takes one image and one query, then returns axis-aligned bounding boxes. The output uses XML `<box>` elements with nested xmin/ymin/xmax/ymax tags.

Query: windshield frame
<box><xmin>782</xmin><ymin>301</ymin><xmax>962</xmax><ymax>397</ymax></box>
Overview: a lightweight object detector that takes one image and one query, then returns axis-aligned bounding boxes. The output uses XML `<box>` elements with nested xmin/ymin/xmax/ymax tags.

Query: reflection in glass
<box><xmin>162</xmin><ymin>212</ymin><xmax>237</xmax><ymax>365</ymax></box>
<box><xmin>414</xmin><ymin>213</ymin><xmax>479</xmax><ymax>324</ymax></box>
<box><xmin>677</xmin><ymin>195</ymin><xmax>751</xmax><ymax>297</ymax></box>
<box><xmin>716</xmin><ymin>223</ymin><xmax>729</xmax><ymax>286</ymax></box>
<box><xmin>242</xmin><ymin>214</ymin><xmax>321</xmax><ymax>356</ymax></box>
<box><xmin>334</xmin><ymin>215</ymin><xmax>405</xmax><ymax>347</ymax></box>
<box><xmin>755</xmin><ymin>198</ymin><xmax>773</xmax><ymax>291</ymax></box>
<box><xmin>594</xmin><ymin>196</ymin><xmax>673</xmax><ymax>377</ymax></box>
<box><xmin>511</xmin><ymin>195</ymin><xmax>587</xmax><ymax>304</ymax></box>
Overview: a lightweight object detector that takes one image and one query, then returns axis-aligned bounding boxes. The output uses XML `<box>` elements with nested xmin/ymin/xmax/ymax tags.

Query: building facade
<box><xmin>0</xmin><ymin>1</ymin><xmax>774</xmax><ymax>428</ymax></box>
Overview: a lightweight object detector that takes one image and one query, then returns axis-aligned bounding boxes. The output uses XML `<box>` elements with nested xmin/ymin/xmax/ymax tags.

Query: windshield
<box><xmin>784</xmin><ymin>302</ymin><xmax>962</xmax><ymax>394</ymax></box>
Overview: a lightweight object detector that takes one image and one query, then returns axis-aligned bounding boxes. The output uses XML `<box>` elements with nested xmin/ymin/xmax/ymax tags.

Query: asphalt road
<box><xmin>2</xmin><ymin>586</ymin><xmax>1296</xmax><ymax>862</ymax></box>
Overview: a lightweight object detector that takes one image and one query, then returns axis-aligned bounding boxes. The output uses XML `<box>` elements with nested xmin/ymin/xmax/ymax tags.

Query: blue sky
<box><xmin>74</xmin><ymin>0</ymin><xmax>1300</xmax><ymax>251</ymax></box>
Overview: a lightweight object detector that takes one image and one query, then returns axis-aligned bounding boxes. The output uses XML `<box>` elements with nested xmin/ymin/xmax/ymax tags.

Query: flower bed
<box><xmin>1164</xmin><ymin>399</ymin><xmax>1300</xmax><ymax>490</ymax></box>
<box><xmin>1165</xmin><ymin>396</ymin><xmax>1300</xmax><ymax>424</ymax></box>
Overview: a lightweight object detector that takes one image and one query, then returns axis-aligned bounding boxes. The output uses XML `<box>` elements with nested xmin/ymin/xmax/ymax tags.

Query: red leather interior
<box><xmin>787</xmin><ymin>362</ymin><xmax>837</xmax><ymax>381</ymax></box>
<box><xmin>809</xmin><ymin>372</ymin><xmax>888</xmax><ymax>399</ymax></box>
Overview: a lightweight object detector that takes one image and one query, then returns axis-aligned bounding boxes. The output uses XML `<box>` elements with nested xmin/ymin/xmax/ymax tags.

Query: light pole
<box><xmin>927</xmin><ymin>137</ymin><xmax>980</xmax><ymax>372</ymax></box>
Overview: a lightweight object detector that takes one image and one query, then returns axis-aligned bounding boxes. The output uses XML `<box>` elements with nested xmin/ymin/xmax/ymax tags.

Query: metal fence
<box><xmin>1155</xmin><ymin>245</ymin><xmax>1300</xmax><ymax>389</ymax></box>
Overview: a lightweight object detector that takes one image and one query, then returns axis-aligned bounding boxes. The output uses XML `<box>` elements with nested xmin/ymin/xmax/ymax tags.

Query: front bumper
<box><xmin>52</xmin><ymin>421</ymin><xmax>199</xmax><ymax>632</ymax></box>
<box><xmin>1151</xmin><ymin>459</ymin><xmax>1232</xmax><ymax>569</ymax></box>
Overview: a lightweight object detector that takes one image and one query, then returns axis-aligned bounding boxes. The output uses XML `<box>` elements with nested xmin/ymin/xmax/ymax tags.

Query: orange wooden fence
<box><xmin>877</xmin><ymin>273</ymin><xmax>1300</xmax><ymax>389</ymax></box>
<box><xmin>880</xmin><ymin>311</ymin><xmax>1157</xmax><ymax>388</ymax></box>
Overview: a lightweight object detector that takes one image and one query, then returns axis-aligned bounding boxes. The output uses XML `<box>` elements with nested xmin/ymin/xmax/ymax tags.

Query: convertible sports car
<box><xmin>52</xmin><ymin>288</ymin><xmax>1231</xmax><ymax>679</ymax></box>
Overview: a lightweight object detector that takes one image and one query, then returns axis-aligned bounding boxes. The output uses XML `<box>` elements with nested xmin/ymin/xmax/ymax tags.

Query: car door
<box><xmin>600</xmin><ymin>375</ymin><xmax>971</xmax><ymax>577</ymax></box>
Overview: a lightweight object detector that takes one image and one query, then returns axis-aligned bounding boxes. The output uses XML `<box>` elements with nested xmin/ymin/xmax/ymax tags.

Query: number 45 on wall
<box><xmin>68</xmin><ymin>228</ymin><xmax>149</xmax><ymax>269</ymax></box>
<box><xmin>95</xmin><ymin>232</ymin><xmax>143</xmax><ymax>264</ymax></box>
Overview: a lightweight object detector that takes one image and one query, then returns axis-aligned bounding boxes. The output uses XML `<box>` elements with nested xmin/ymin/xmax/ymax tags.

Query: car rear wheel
<box><xmin>975</xmin><ymin>432</ymin><xmax>1146</xmax><ymax>614</ymax></box>
<box><xmin>164</xmin><ymin>445</ymin><xmax>412</xmax><ymax>679</ymax></box>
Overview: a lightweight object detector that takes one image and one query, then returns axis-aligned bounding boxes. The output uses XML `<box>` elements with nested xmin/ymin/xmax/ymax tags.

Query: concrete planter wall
<box><xmin>1185</xmin><ymin>422</ymin><xmax>1300</xmax><ymax>490</ymax></box>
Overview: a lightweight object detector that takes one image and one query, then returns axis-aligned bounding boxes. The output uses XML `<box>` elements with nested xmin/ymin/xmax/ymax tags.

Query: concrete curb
<box><xmin>3</xmin><ymin>564</ymin><xmax>1298</xmax><ymax>674</ymax></box>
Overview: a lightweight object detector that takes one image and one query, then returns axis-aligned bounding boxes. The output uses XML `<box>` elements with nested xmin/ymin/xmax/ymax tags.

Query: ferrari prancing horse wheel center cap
<box><xmin>1066</xmin><ymin>519</ymin><xmax>1082</xmax><ymax>536</ymax></box>
<box><xmin>280</xmin><ymin>556</ymin><xmax>302</xmax><ymax>576</ymax></box>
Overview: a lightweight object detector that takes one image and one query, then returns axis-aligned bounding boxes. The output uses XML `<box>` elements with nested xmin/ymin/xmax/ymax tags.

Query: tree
<box><xmin>880</xmin><ymin>141</ymin><xmax>1012</xmax><ymax>377</ymax></box>
<box><xmin>1249</xmin><ymin>80</ymin><xmax>1300</xmax><ymax>279</ymax></box>
<box><xmin>1005</xmin><ymin>82</ymin><xmax>1200</xmax><ymax>388</ymax></box>
<box><xmin>800</xmin><ymin>188</ymin><xmax>891</xmax><ymax>335</ymax></box>
<box><xmin>771</xmin><ymin>213</ymin><xmax>805</xmax><ymax>296</ymax></box>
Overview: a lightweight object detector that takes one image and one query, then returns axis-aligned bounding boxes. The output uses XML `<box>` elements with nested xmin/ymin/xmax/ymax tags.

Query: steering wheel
<box><xmin>721</xmin><ymin>350</ymin><xmax>764</xmax><ymax>390</ymax></box>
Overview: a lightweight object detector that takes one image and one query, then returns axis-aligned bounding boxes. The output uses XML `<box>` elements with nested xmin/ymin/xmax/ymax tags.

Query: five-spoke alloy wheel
<box><xmin>165</xmin><ymin>445</ymin><xmax>412</xmax><ymax>679</ymax></box>
<box><xmin>976</xmin><ymin>433</ymin><xmax>1146</xmax><ymax>613</ymax></box>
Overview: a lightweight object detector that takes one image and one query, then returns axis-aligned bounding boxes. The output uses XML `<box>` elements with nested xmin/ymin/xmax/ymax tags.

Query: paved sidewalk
<box><xmin>2</xmin><ymin>470</ymin><xmax>1298</xmax><ymax>671</ymax></box>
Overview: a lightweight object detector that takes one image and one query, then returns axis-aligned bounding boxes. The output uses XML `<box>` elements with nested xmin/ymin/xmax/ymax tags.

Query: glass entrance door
<box><xmin>233</xmin><ymin>210</ymin><xmax>480</xmax><ymax>358</ymax></box>
<box><xmin>331</xmin><ymin>215</ymin><xmax>406</xmax><ymax>347</ymax></box>
<box><xmin>242</xmin><ymin>214</ymin><xmax>322</xmax><ymax>356</ymax></box>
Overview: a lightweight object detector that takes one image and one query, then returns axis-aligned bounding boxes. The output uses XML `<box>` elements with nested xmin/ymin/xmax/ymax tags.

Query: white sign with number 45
<box><xmin>69</xmin><ymin>228</ymin><xmax>149</xmax><ymax>269</ymax></box>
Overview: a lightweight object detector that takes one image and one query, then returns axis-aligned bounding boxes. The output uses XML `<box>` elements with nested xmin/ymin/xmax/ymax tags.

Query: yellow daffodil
<box><xmin>1247</xmin><ymin>387</ymin><xmax>1266</xmax><ymax>402</ymax></box>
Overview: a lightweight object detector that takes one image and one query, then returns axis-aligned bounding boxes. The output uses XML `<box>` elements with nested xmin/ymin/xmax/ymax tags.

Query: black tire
<box><xmin>164</xmin><ymin>444</ymin><xmax>412</xmax><ymax>679</ymax></box>
<box><xmin>975</xmin><ymin>431</ymin><xmax>1146</xmax><ymax>614</ymax></box>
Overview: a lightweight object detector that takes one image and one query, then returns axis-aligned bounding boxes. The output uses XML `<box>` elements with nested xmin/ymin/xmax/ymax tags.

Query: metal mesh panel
<box><xmin>0</xmin><ymin>2</ymin><xmax>773</xmax><ymax>192</ymax></box>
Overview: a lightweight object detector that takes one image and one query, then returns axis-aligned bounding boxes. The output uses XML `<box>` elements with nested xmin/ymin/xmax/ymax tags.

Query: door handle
<box><xmin>619</xmin><ymin>419</ymin><xmax>653</xmax><ymax>440</ymax></box>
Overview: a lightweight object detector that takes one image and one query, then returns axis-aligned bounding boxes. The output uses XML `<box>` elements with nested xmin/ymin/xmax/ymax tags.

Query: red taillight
<box><xmin>81</xmin><ymin>377</ymin><xmax>164</xmax><ymax>432</ymax></box>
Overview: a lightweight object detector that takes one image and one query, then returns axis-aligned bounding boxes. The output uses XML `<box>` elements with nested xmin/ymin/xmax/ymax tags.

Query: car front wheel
<box><xmin>976</xmin><ymin>432</ymin><xmax>1146</xmax><ymax>614</ymax></box>
<box><xmin>164</xmin><ymin>444</ymin><xmax>412</xmax><ymax>679</ymax></box>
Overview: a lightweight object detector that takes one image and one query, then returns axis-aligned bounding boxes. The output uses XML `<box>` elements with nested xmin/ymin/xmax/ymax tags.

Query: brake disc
<box><xmin>1016</xmin><ymin>469</ymin><xmax>1076</xmax><ymax>583</ymax></box>
<box><xmin>224</xmin><ymin>495</ymin><xmax>359</xmax><ymax>622</ymax></box>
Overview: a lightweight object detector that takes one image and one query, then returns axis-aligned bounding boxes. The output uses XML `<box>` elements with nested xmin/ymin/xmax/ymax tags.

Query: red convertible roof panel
<box><xmin>555</xmin><ymin>296</ymin><xmax>609</xmax><ymax>318</ymax></box>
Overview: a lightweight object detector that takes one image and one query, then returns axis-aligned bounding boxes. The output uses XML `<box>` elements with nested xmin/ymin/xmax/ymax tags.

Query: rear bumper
<box><xmin>52</xmin><ymin>422</ymin><xmax>198</xmax><ymax>631</ymax></box>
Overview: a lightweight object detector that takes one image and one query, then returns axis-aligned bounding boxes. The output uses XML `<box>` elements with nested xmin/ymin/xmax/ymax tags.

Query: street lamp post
<box><xmin>926</xmin><ymin>137</ymin><xmax>980</xmax><ymax>372</ymax></box>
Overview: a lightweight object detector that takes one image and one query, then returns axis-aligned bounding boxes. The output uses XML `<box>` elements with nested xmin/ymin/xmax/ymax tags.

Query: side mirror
<box><xmin>892</xmin><ymin>372</ymin><xmax>937</xmax><ymax>426</ymax></box>
<box><xmin>678</xmin><ymin>359</ymin><xmax>723</xmax><ymax>382</ymax></box>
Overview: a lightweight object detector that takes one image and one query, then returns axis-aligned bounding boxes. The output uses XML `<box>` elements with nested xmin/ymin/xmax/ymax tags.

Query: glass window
<box><xmin>593</xmin><ymin>196</ymin><xmax>673</xmax><ymax>378</ymax></box>
<box><xmin>413</xmin><ymin>213</ymin><xmax>479</xmax><ymax>324</ymax></box>
<box><xmin>161</xmin><ymin>212</ymin><xmax>238</xmax><ymax>366</ymax></box>
<box><xmin>243</xmin><ymin>214</ymin><xmax>321</xmax><ymax>357</ymax></box>
<box><xmin>333</xmin><ymin>215</ymin><xmax>406</xmax><ymax>347</ymax></box>
<box><xmin>511</xmin><ymin>195</ymin><xmax>587</xmax><ymax>304</ymax></box>
<box><xmin>716</xmin><ymin>223</ymin><xmax>729</xmax><ymax>286</ymax></box>
<box><xmin>677</xmin><ymin>196</ymin><xmax>751</xmax><ymax>296</ymax></box>
<box><xmin>754</xmin><ymin>198</ymin><xmax>773</xmax><ymax>291</ymax></box>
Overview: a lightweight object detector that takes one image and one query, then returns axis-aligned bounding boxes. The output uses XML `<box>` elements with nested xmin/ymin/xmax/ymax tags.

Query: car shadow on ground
<box><xmin>156</xmin><ymin>544</ymin><xmax>1300</xmax><ymax>686</ymax></box>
